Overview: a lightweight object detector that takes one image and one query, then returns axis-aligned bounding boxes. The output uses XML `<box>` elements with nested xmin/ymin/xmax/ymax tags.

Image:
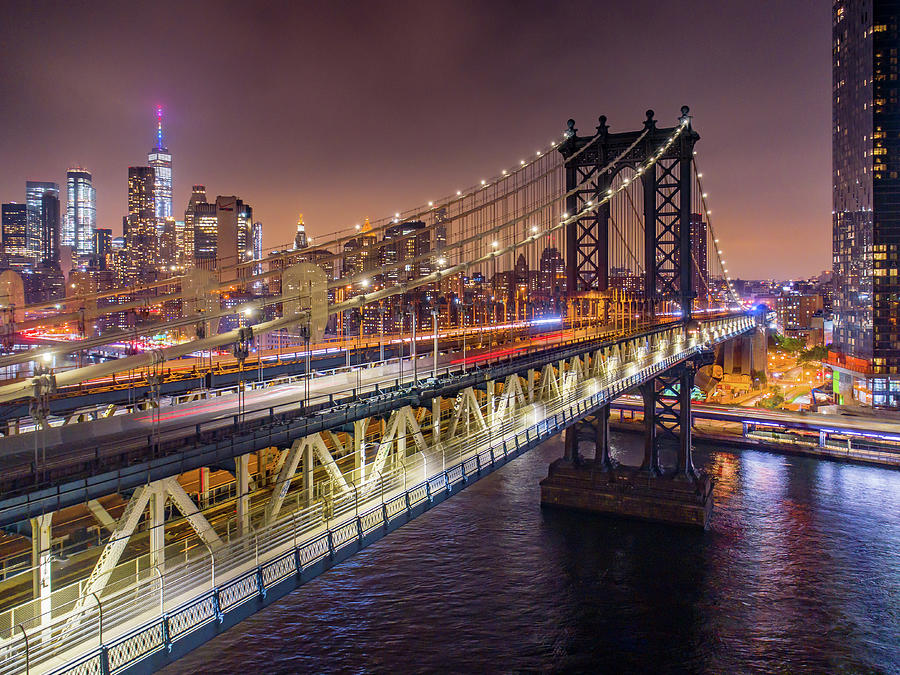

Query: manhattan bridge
<box><xmin>0</xmin><ymin>108</ymin><xmax>755</xmax><ymax>674</ymax></box>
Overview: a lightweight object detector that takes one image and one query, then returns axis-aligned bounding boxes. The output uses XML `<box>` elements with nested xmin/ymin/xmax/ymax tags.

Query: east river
<box><xmin>163</xmin><ymin>434</ymin><xmax>900</xmax><ymax>674</ymax></box>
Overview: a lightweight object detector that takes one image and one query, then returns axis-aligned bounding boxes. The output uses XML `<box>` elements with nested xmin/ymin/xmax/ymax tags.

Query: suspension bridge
<box><xmin>0</xmin><ymin>108</ymin><xmax>757</xmax><ymax>675</ymax></box>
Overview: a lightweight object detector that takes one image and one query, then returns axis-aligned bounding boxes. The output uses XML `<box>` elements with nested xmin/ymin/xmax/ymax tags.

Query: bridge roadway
<box><xmin>0</xmin><ymin>320</ymin><xmax>663</xmax><ymax>526</ymax></box>
<box><xmin>0</xmin><ymin>315</ymin><xmax>753</xmax><ymax>675</ymax></box>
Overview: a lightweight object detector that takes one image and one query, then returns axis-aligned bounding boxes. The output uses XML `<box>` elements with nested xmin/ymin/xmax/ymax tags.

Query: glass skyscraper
<box><xmin>831</xmin><ymin>0</ymin><xmax>900</xmax><ymax>407</ymax></box>
<box><xmin>65</xmin><ymin>168</ymin><xmax>96</xmax><ymax>255</ymax></box>
<box><xmin>25</xmin><ymin>181</ymin><xmax>59</xmax><ymax>259</ymax></box>
<box><xmin>148</xmin><ymin>106</ymin><xmax>173</xmax><ymax>220</ymax></box>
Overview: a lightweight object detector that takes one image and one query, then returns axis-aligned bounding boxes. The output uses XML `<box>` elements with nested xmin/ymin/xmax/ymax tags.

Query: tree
<box><xmin>799</xmin><ymin>345</ymin><xmax>828</xmax><ymax>362</ymax></box>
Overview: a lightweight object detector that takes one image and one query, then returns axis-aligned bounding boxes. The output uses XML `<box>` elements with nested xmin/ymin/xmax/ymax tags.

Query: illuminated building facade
<box><xmin>1</xmin><ymin>203</ymin><xmax>28</xmax><ymax>256</ymax></box>
<box><xmin>26</xmin><ymin>181</ymin><xmax>59</xmax><ymax>259</ymax></box>
<box><xmin>193</xmin><ymin>202</ymin><xmax>218</xmax><ymax>268</ymax></box>
<box><xmin>690</xmin><ymin>213</ymin><xmax>709</xmax><ymax>300</ymax></box>
<box><xmin>148</xmin><ymin>106</ymin><xmax>173</xmax><ymax>220</ymax></box>
<box><xmin>65</xmin><ymin>168</ymin><xmax>96</xmax><ymax>255</ymax></box>
<box><xmin>126</xmin><ymin>167</ymin><xmax>156</xmax><ymax>253</ymax></box>
<box><xmin>41</xmin><ymin>192</ymin><xmax>61</xmax><ymax>268</ymax></box>
<box><xmin>831</xmin><ymin>0</ymin><xmax>900</xmax><ymax>406</ymax></box>
<box><xmin>294</xmin><ymin>214</ymin><xmax>308</xmax><ymax>249</ymax></box>
<box><xmin>184</xmin><ymin>184</ymin><xmax>207</xmax><ymax>263</ymax></box>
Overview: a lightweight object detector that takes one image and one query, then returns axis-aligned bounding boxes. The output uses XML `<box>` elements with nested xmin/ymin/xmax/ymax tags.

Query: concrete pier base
<box><xmin>540</xmin><ymin>459</ymin><xmax>713</xmax><ymax>529</ymax></box>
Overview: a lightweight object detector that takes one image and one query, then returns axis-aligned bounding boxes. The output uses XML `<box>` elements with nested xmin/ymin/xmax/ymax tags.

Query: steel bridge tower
<box><xmin>542</xmin><ymin>108</ymin><xmax>713</xmax><ymax>527</ymax></box>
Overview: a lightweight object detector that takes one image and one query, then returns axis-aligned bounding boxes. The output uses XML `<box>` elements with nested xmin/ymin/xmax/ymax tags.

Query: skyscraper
<box><xmin>690</xmin><ymin>213</ymin><xmax>709</xmax><ymax>301</ymax></box>
<box><xmin>294</xmin><ymin>214</ymin><xmax>308</xmax><ymax>249</ymax></box>
<box><xmin>126</xmin><ymin>166</ymin><xmax>156</xmax><ymax>253</ymax></box>
<box><xmin>40</xmin><ymin>191</ymin><xmax>60</xmax><ymax>268</ymax></box>
<box><xmin>148</xmin><ymin>106</ymin><xmax>173</xmax><ymax>220</ymax></box>
<box><xmin>184</xmin><ymin>184</ymin><xmax>208</xmax><ymax>264</ymax></box>
<box><xmin>193</xmin><ymin>201</ymin><xmax>218</xmax><ymax>269</ymax></box>
<box><xmin>831</xmin><ymin>0</ymin><xmax>900</xmax><ymax>407</ymax></box>
<box><xmin>65</xmin><ymin>168</ymin><xmax>96</xmax><ymax>255</ymax></box>
<box><xmin>1</xmin><ymin>203</ymin><xmax>28</xmax><ymax>256</ymax></box>
<box><xmin>26</xmin><ymin>181</ymin><xmax>59</xmax><ymax>259</ymax></box>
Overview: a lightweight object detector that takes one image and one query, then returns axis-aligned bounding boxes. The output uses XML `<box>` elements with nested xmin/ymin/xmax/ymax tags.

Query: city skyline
<box><xmin>0</xmin><ymin>1</ymin><xmax>829</xmax><ymax>279</ymax></box>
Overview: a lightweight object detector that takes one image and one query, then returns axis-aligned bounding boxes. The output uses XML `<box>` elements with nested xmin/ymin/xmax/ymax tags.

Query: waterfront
<box><xmin>164</xmin><ymin>435</ymin><xmax>900</xmax><ymax>674</ymax></box>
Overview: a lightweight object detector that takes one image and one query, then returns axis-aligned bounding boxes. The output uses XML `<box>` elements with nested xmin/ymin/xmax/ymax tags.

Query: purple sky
<box><xmin>0</xmin><ymin>0</ymin><xmax>831</xmax><ymax>279</ymax></box>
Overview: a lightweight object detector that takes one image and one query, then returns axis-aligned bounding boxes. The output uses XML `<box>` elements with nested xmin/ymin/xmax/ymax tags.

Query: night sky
<box><xmin>0</xmin><ymin>0</ymin><xmax>830</xmax><ymax>279</ymax></box>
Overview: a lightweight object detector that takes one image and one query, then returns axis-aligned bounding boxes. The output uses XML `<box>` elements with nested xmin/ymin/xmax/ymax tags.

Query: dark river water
<box><xmin>164</xmin><ymin>434</ymin><xmax>900</xmax><ymax>674</ymax></box>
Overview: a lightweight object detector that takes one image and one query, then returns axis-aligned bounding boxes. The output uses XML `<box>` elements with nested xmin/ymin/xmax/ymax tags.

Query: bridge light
<box><xmin>395</xmin><ymin>212</ymin><xmax>400</xmax><ymax>218</ymax></box>
<box><xmin>481</xmin><ymin>179</ymin><xmax>486</xmax><ymax>185</ymax></box>
<box><xmin>502</xmin><ymin>170</ymin><xmax>507</xmax><ymax>175</ymax></box>
<box><xmin>428</xmin><ymin>201</ymin><xmax>434</xmax><ymax>207</ymax></box>
<box><xmin>536</xmin><ymin>151</ymin><xmax>541</xmax><ymax>156</ymax></box>
<box><xmin>361</xmin><ymin>278</ymin><xmax>370</xmax><ymax>288</ymax></box>
<box><xmin>437</xmin><ymin>257</ymin><xmax>446</xmax><ymax>267</ymax></box>
<box><xmin>697</xmin><ymin>173</ymin><xmax>703</xmax><ymax>178</ymax></box>
<box><xmin>42</xmin><ymin>352</ymin><xmax>53</xmax><ymax>363</ymax></box>
<box><xmin>457</xmin><ymin>190</ymin><xmax>462</xmax><ymax>196</ymax></box>
<box><xmin>355</xmin><ymin>224</ymin><xmax>361</xmax><ymax>230</ymax></box>
<box><xmin>243</xmin><ymin>307</ymin><xmax>255</xmax><ymax>317</ymax></box>
<box><xmin>531</xmin><ymin>226</ymin><xmax>538</xmax><ymax>233</ymax></box>
<box><xmin>492</xmin><ymin>241</ymin><xmax>499</xmax><ymax>248</ymax></box>
<box><xmin>702</xmin><ymin>193</ymin><xmax>708</xmax><ymax>198</ymax></box>
<box><xmin>586</xmin><ymin>201</ymin><xmax>593</xmax><ymax>206</ymax></box>
<box><xmin>520</xmin><ymin>160</ymin><xmax>525</xmax><ymax>165</ymax></box>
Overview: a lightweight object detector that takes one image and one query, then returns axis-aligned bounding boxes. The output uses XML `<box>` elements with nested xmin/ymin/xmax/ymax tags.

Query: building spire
<box><xmin>155</xmin><ymin>105</ymin><xmax>165</xmax><ymax>150</ymax></box>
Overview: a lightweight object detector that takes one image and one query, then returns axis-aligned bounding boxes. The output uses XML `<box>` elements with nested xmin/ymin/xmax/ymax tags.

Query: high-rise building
<box><xmin>26</xmin><ymin>181</ymin><xmax>59</xmax><ymax>259</ymax></box>
<box><xmin>40</xmin><ymin>191</ymin><xmax>61</xmax><ymax>268</ymax></box>
<box><xmin>94</xmin><ymin>228</ymin><xmax>112</xmax><ymax>257</ymax></box>
<box><xmin>382</xmin><ymin>220</ymin><xmax>430</xmax><ymax>285</ymax></box>
<box><xmin>126</xmin><ymin>166</ymin><xmax>156</xmax><ymax>253</ymax></box>
<box><xmin>65</xmin><ymin>168</ymin><xmax>96</xmax><ymax>255</ymax></box>
<box><xmin>215</xmin><ymin>196</ymin><xmax>252</xmax><ymax>280</ymax></box>
<box><xmin>344</xmin><ymin>218</ymin><xmax>379</xmax><ymax>279</ymax></box>
<box><xmin>252</xmin><ymin>221</ymin><xmax>263</xmax><ymax>260</ymax></box>
<box><xmin>193</xmin><ymin>202</ymin><xmax>218</xmax><ymax>269</ymax></box>
<box><xmin>294</xmin><ymin>214</ymin><xmax>308</xmax><ymax>249</ymax></box>
<box><xmin>831</xmin><ymin>0</ymin><xmax>900</xmax><ymax>407</ymax></box>
<box><xmin>690</xmin><ymin>213</ymin><xmax>709</xmax><ymax>301</ymax></box>
<box><xmin>148</xmin><ymin>106</ymin><xmax>173</xmax><ymax>220</ymax></box>
<box><xmin>184</xmin><ymin>184</ymin><xmax>207</xmax><ymax>264</ymax></box>
<box><xmin>1</xmin><ymin>203</ymin><xmax>28</xmax><ymax>256</ymax></box>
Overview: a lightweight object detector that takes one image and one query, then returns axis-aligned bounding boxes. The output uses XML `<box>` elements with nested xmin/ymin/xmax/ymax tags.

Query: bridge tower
<box><xmin>542</xmin><ymin>108</ymin><xmax>714</xmax><ymax>528</ymax></box>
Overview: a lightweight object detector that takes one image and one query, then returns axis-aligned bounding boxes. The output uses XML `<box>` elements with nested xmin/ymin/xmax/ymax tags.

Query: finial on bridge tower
<box><xmin>565</xmin><ymin>119</ymin><xmax>576</xmax><ymax>138</ymax></box>
<box><xmin>643</xmin><ymin>110</ymin><xmax>656</xmax><ymax>131</ymax></box>
<box><xmin>596</xmin><ymin>115</ymin><xmax>609</xmax><ymax>137</ymax></box>
<box><xmin>679</xmin><ymin>105</ymin><xmax>691</xmax><ymax>126</ymax></box>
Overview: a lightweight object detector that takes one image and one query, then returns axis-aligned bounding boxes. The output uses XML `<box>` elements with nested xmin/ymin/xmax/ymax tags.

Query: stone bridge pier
<box><xmin>540</xmin><ymin>351</ymin><xmax>715</xmax><ymax>528</ymax></box>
